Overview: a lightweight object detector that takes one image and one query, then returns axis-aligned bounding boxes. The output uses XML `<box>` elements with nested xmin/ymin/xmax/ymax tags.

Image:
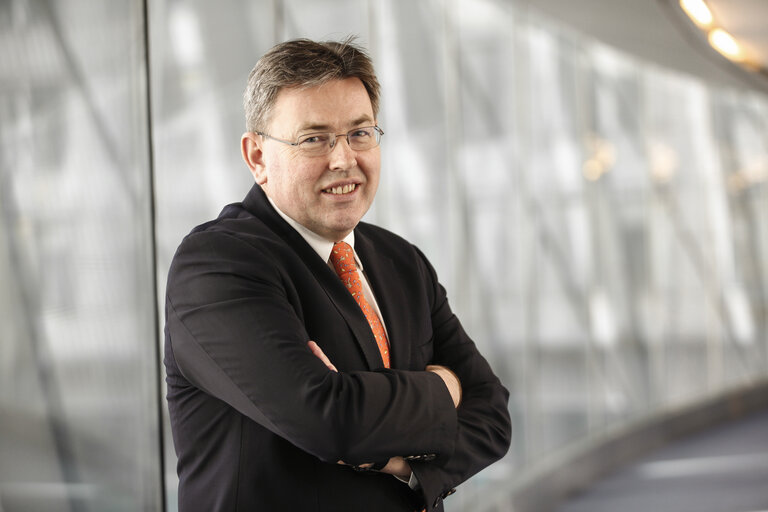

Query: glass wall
<box><xmin>0</xmin><ymin>0</ymin><xmax>162</xmax><ymax>510</ymax></box>
<box><xmin>1</xmin><ymin>0</ymin><xmax>767</xmax><ymax>511</ymax></box>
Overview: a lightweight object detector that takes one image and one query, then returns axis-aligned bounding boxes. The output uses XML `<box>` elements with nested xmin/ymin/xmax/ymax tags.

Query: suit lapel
<box><xmin>242</xmin><ymin>184</ymin><xmax>384</xmax><ymax>370</ymax></box>
<box><xmin>354</xmin><ymin>230</ymin><xmax>412</xmax><ymax>369</ymax></box>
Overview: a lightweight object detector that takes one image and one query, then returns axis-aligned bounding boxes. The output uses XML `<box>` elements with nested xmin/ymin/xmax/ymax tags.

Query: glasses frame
<box><xmin>257</xmin><ymin>126</ymin><xmax>384</xmax><ymax>156</ymax></box>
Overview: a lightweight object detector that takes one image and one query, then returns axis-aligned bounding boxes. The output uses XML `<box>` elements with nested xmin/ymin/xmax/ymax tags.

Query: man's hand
<box><xmin>308</xmin><ymin>341</ymin><xmax>413</xmax><ymax>478</ymax></box>
<box><xmin>335</xmin><ymin>457</ymin><xmax>411</xmax><ymax>478</ymax></box>
<box><xmin>427</xmin><ymin>365</ymin><xmax>462</xmax><ymax>408</ymax></box>
<box><xmin>378</xmin><ymin>456</ymin><xmax>411</xmax><ymax>477</ymax></box>
<box><xmin>307</xmin><ymin>342</ymin><xmax>457</xmax><ymax>480</ymax></box>
<box><xmin>308</xmin><ymin>340</ymin><xmax>461</xmax><ymax>407</ymax></box>
<box><xmin>307</xmin><ymin>340</ymin><xmax>338</xmax><ymax>372</ymax></box>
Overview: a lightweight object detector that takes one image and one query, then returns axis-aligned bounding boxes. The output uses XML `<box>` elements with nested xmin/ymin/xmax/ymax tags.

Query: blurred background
<box><xmin>1</xmin><ymin>0</ymin><xmax>767</xmax><ymax>511</ymax></box>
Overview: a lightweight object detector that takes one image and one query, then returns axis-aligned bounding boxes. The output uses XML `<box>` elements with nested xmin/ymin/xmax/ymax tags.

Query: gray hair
<box><xmin>243</xmin><ymin>37</ymin><xmax>381</xmax><ymax>132</ymax></box>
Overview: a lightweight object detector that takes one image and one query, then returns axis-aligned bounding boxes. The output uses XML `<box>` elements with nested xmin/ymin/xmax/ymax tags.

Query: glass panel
<box><xmin>0</xmin><ymin>1</ymin><xmax>162</xmax><ymax>510</ymax></box>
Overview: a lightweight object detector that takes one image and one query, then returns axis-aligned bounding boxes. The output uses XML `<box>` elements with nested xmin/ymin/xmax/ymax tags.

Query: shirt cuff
<box><xmin>394</xmin><ymin>472</ymin><xmax>421</xmax><ymax>491</ymax></box>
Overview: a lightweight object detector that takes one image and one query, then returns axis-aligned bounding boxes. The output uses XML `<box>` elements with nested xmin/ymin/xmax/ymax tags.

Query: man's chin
<box><xmin>320</xmin><ymin>218</ymin><xmax>364</xmax><ymax>241</ymax></box>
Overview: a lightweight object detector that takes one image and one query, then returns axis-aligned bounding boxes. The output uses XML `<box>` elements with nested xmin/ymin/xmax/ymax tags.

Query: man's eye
<box><xmin>350</xmin><ymin>129</ymin><xmax>372</xmax><ymax>139</ymax></box>
<box><xmin>300</xmin><ymin>134</ymin><xmax>329</xmax><ymax>145</ymax></box>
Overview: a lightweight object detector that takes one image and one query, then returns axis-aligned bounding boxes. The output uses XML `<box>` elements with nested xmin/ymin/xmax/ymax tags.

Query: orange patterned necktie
<box><xmin>329</xmin><ymin>241</ymin><xmax>390</xmax><ymax>368</ymax></box>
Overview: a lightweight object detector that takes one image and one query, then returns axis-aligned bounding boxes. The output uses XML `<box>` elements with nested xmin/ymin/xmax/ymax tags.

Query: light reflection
<box><xmin>583</xmin><ymin>158</ymin><xmax>605</xmax><ymax>181</ymax></box>
<box><xmin>708</xmin><ymin>28</ymin><xmax>744</xmax><ymax>62</ymax></box>
<box><xmin>648</xmin><ymin>141</ymin><xmax>678</xmax><ymax>184</ymax></box>
<box><xmin>169</xmin><ymin>4</ymin><xmax>204</xmax><ymax>68</ymax></box>
<box><xmin>590</xmin><ymin>289</ymin><xmax>617</xmax><ymax>348</ymax></box>
<box><xmin>583</xmin><ymin>134</ymin><xmax>616</xmax><ymax>181</ymax></box>
<box><xmin>679</xmin><ymin>0</ymin><xmax>713</xmax><ymax>28</ymax></box>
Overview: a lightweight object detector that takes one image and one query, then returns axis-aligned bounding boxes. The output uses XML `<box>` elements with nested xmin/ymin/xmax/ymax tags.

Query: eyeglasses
<box><xmin>257</xmin><ymin>126</ymin><xmax>384</xmax><ymax>157</ymax></box>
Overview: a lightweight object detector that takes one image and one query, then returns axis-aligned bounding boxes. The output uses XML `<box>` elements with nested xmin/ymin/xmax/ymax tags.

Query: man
<box><xmin>164</xmin><ymin>38</ymin><xmax>511</xmax><ymax>511</ymax></box>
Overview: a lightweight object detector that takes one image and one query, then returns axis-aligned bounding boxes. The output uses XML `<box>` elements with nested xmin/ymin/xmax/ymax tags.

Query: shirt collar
<box><xmin>267</xmin><ymin>197</ymin><xmax>363</xmax><ymax>270</ymax></box>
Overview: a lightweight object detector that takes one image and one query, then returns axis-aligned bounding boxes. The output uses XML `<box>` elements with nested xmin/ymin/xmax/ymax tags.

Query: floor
<box><xmin>554</xmin><ymin>409</ymin><xmax>768</xmax><ymax>512</ymax></box>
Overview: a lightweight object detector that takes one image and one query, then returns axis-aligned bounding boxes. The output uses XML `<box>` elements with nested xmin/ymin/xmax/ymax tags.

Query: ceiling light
<box><xmin>679</xmin><ymin>0</ymin><xmax>713</xmax><ymax>28</ymax></box>
<box><xmin>708</xmin><ymin>28</ymin><xmax>744</xmax><ymax>62</ymax></box>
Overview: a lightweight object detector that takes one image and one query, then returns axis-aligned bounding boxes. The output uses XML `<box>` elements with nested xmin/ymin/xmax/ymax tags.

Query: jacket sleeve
<box><xmin>165</xmin><ymin>229</ymin><xmax>458</xmax><ymax>466</ymax></box>
<box><xmin>407</xmin><ymin>246</ymin><xmax>512</xmax><ymax>511</ymax></box>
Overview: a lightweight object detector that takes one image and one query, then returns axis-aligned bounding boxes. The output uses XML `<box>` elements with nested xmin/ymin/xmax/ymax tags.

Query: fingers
<box><xmin>426</xmin><ymin>365</ymin><xmax>462</xmax><ymax>408</ymax></box>
<box><xmin>337</xmin><ymin>460</ymin><xmax>369</xmax><ymax>467</ymax></box>
<box><xmin>338</xmin><ymin>458</ymin><xmax>410</xmax><ymax>477</ymax></box>
<box><xmin>379</xmin><ymin>456</ymin><xmax>411</xmax><ymax>478</ymax></box>
<box><xmin>307</xmin><ymin>340</ymin><xmax>338</xmax><ymax>372</ymax></box>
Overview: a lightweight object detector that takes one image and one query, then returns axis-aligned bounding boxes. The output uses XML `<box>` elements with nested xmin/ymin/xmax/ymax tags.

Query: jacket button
<box><xmin>405</xmin><ymin>454</ymin><xmax>431</xmax><ymax>461</ymax></box>
<box><xmin>433</xmin><ymin>488</ymin><xmax>456</xmax><ymax>507</ymax></box>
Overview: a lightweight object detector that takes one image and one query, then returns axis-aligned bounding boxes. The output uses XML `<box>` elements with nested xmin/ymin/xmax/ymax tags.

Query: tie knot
<box><xmin>330</xmin><ymin>241</ymin><xmax>357</xmax><ymax>276</ymax></box>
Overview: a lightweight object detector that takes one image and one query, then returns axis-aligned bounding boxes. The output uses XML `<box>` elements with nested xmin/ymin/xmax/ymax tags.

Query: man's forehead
<box><xmin>275</xmin><ymin>78</ymin><xmax>369</xmax><ymax>104</ymax></box>
<box><xmin>297</xmin><ymin>115</ymin><xmax>375</xmax><ymax>133</ymax></box>
<box><xmin>269</xmin><ymin>78</ymin><xmax>375</xmax><ymax>133</ymax></box>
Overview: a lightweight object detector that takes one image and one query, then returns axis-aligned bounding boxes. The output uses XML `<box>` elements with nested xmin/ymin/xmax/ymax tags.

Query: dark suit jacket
<box><xmin>164</xmin><ymin>184</ymin><xmax>511</xmax><ymax>511</ymax></box>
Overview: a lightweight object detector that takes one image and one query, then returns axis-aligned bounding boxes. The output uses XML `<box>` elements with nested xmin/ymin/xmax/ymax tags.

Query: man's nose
<box><xmin>328</xmin><ymin>135</ymin><xmax>357</xmax><ymax>171</ymax></box>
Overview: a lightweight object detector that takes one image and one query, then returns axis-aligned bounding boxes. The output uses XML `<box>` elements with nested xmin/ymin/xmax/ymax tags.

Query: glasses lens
<box><xmin>298</xmin><ymin>133</ymin><xmax>332</xmax><ymax>156</ymax></box>
<box><xmin>297</xmin><ymin>127</ymin><xmax>382</xmax><ymax>155</ymax></box>
<box><xmin>348</xmin><ymin>127</ymin><xmax>378</xmax><ymax>151</ymax></box>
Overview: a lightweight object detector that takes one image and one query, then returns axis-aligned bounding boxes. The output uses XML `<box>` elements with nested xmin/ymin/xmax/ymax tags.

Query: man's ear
<box><xmin>241</xmin><ymin>132</ymin><xmax>267</xmax><ymax>184</ymax></box>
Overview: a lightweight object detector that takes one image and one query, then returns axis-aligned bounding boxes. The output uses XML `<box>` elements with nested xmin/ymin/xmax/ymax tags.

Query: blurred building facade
<box><xmin>1</xmin><ymin>0</ymin><xmax>767</xmax><ymax>511</ymax></box>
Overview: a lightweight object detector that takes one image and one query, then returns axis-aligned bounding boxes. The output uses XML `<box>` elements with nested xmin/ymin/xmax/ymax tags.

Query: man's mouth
<box><xmin>323</xmin><ymin>183</ymin><xmax>357</xmax><ymax>195</ymax></box>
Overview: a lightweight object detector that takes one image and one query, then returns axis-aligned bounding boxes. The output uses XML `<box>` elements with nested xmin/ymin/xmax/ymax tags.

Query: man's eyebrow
<box><xmin>298</xmin><ymin>122</ymin><xmax>332</xmax><ymax>133</ymax></box>
<box><xmin>297</xmin><ymin>116</ymin><xmax>375</xmax><ymax>133</ymax></box>
<box><xmin>349</xmin><ymin>115</ymin><xmax>375</xmax><ymax>127</ymax></box>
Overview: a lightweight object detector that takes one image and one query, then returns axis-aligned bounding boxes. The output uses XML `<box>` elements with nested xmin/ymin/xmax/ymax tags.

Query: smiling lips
<box><xmin>323</xmin><ymin>183</ymin><xmax>358</xmax><ymax>195</ymax></box>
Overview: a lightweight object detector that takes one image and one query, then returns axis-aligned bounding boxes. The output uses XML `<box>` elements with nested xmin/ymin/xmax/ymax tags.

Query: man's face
<box><xmin>246</xmin><ymin>77</ymin><xmax>380</xmax><ymax>242</ymax></box>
